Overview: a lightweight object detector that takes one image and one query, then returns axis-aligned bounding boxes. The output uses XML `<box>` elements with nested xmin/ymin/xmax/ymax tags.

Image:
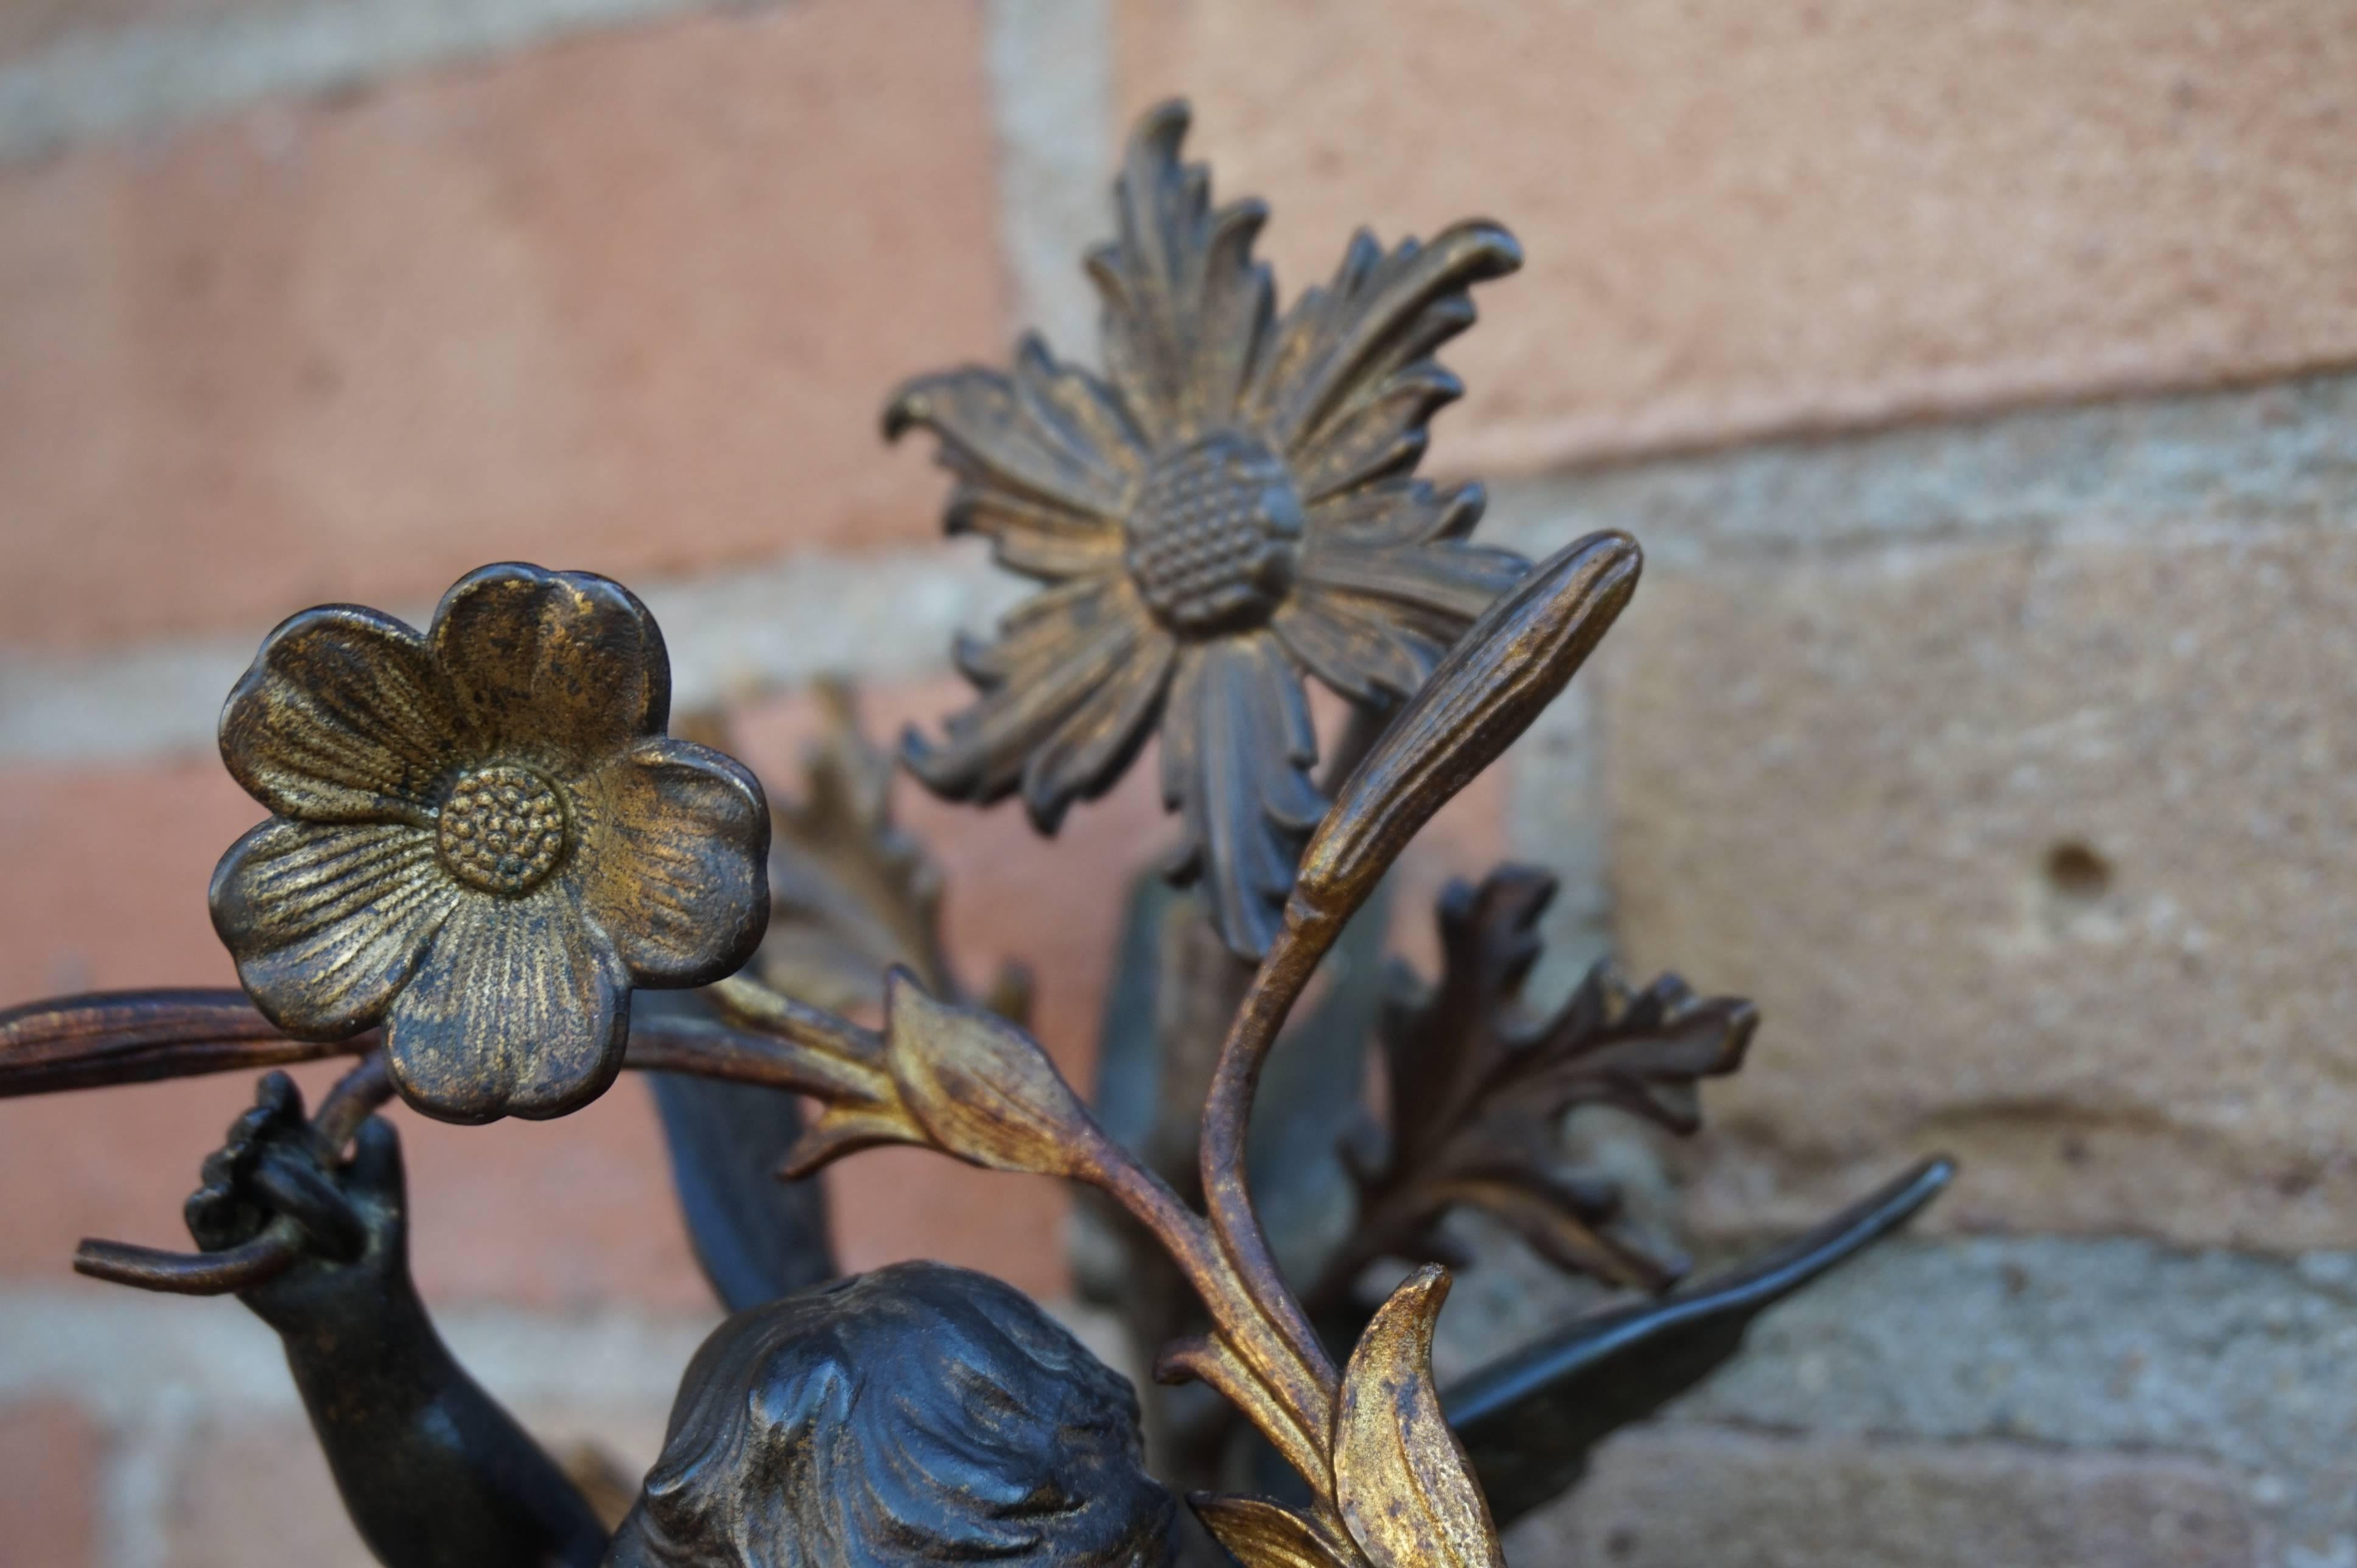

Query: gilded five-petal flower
<box><xmin>210</xmin><ymin>563</ymin><xmax>771</xmax><ymax>1123</ymax></box>
<box><xmin>889</xmin><ymin>102</ymin><xmax>1530</xmax><ymax>956</ymax></box>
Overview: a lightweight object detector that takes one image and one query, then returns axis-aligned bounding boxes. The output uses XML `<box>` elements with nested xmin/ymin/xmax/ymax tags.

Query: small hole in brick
<box><xmin>2043</xmin><ymin>840</ymin><xmax>2111</xmax><ymax>903</ymax></box>
<box><xmin>1605</xmin><ymin>1527</ymin><xmax>1640</xmax><ymax>1560</ymax></box>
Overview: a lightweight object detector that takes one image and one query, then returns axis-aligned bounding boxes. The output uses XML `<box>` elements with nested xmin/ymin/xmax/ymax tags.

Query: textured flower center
<box><xmin>1124</xmin><ymin>432</ymin><xmax>1305</xmax><ymax>637</ymax></box>
<box><xmin>436</xmin><ymin>764</ymin><xmax>569</xmax><ymax>897</ymax></box>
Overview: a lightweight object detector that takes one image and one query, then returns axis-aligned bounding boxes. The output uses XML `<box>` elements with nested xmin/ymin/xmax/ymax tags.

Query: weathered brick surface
<box><xmin>0</xmin><ymin>0</ymin><xmax>1004</xmax><ymax>650</ymax></box>
<box><xmin>1505</xmin><ymin>1427</ymin><xmax>2255</xmax><ymax>1568</ymax></box>
<box><xmin>0</xmin><ymin>0</ymin><xmax>263</xmax><ymax>63</ymax></box>
<box><xmin>1676</xmin><ymin>1237</ymin><xmax>2357</xmax><ymax>1566</ymax></box>
<box><xmin>1115</xmin><ymin>0</ymin><xmax>2357</xmax><ymax>472</ymax></box>
<box><xmin>0</xmin><ymin>1399</ymin><xmax>101</xmax><ymax>1568</ymax></box>
<box><xmin>1597</xmin><ymin>528</ymin><xmax>2357</xmax><ymax>1248</ymax></box>
<box><xmin>161</xmin><ymin>1416</ymin><xmax>377</xmax><ymax>1568</ymax></box>
<box><xmin>161</xmin><ymin>1404</ymin><xmax>673</xmax><ymax>1568</ymax></box>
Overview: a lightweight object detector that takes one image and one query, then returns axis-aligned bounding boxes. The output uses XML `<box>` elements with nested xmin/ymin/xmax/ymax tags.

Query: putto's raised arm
<box><xmin>181</xmin><ymin>1073</ymin><xmax>608</xmax><ymax>1568</ymax></box>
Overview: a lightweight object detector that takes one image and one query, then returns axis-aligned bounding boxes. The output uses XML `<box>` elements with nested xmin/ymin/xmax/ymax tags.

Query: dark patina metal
<box><xmin>0</xmin><ymin>99</ymin><xmax>1949</xmax><ymax>1568</ymax></box>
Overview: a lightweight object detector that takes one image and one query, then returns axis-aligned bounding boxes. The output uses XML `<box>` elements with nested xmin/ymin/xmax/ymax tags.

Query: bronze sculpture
<box><xmin>0</xmin><ymin>102</ymin><xmax>1948</xmax><ymax>1566</ymax></box>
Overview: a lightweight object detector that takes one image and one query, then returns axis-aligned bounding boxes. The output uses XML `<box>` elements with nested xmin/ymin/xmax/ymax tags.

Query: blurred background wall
<box><xmin>1</xmin><ymin>1</ymin><xmax>2354</xmax><ymax>1563</ymax></box>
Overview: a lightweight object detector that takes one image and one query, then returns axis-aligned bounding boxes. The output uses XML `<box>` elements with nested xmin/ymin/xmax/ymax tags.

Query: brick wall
<box><xmin>2</xmin><ymin>1</ymin><xmax>2353</xmax><ymax>1563</ymax></box>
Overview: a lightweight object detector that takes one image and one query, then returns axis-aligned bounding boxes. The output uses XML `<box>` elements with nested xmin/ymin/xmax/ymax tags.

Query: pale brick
<box><xmin>0</xmin><ymin>0</ymin><xmax>1004</xmax><ymax>650</ymax></box>
<box><xmin>161</xmin><ymin>1416</ymin><xmax>374</xmax><ymax>1568</ymax></box>
<box><xmin>0</xmin><ymin>0</ymin><xmax>267</xmax><ymax>64</ymax></box>
<box><xmin>0</xmin><ymin>1399</ymin><xmax>101</xmax><ymax>1568</ymax></box>
<box><xmin>160</xmin><ymin>1403</ymin><xmax>671</xmax><ymax>1568</ymax></box>
<box><xmin>1505</xmin><ymin>1427</ymin><xmax>2254</xmax><ymax>1568</ymax></box>
<box><xmin>1115</xmin><ymin>0</ymin><xmax>2357</xmax><ymax>472</ymax></box>
<box><xmin>1597</xmin><ymin>530</ymin><xmax>2357</xmax><ymax>1248</ymax></box>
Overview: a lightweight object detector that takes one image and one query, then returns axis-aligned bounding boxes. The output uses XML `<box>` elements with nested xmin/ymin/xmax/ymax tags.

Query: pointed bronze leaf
<box><xmin>752</xmin><ymin>679</ymin><xmax>959</xmax><ymax>1013</ymax></box>
<box><xmin>1333</xmin><ymin>1266</ymin><xmax>1503</xmax><ymax>1568</ymax></box>
<box><xmin>881</xmin><ymin>973</ymin><xmax>1105</xmax><ymax>1178</ymax></box>
<box><xmin>1191</xmin><ymin>1495</ymin><xmax>1356</xmax><ymax>1568</ymax></box>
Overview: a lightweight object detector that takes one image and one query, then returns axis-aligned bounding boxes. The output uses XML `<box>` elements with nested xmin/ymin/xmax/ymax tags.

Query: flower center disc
<box><xmin>1125</xmin><ymin>432</ymin><xmax>1305</xmax><ymax>637</ymax></box>
<box><xmin>436</xmin><ymin>764</ymin><xmax>569</xmax><ymax>897</ymax></box>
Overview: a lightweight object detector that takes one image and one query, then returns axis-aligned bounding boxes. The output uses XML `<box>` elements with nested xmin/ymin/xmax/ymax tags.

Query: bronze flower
<box><xmin>209</xmin><ymin>564</ymin><xmax>771</xmax><ymax>1124</ymax></box>
<box><xmin>888</xmin><ymin>102</ymin><xmax>1530</xmax><ymax>956</ymax></box>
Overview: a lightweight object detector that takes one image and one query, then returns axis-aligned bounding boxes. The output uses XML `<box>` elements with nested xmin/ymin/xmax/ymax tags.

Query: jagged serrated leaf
<box><xmin>1350</xmin><ymin>864</ymin><xmax>1755</xmax><ymax>1293</ymax></box>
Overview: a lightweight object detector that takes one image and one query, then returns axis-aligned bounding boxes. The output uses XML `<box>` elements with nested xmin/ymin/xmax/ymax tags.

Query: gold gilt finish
<box><xmin>211</xmin><ymin>563</ymin><xmax>771</xmax><ymax>1124</ymax></box>
<box><xmin>888</xmin><ymin>101</ymin><xmax>1531</xmax><ymax>958</ymax></box>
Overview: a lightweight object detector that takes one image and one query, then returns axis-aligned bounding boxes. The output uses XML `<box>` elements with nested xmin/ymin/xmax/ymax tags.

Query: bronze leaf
<box><xmin>1332</xmin><ymin>1266</ymin><xmax>1503</xmax><ymax>1568</ymax></box>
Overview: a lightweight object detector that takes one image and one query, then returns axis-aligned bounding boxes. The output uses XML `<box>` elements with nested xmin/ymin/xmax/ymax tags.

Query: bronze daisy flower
<box><xmin>888</xmin><ymin>102</ymin><xmax>1530</xmax><ymax>956</ymax></box>
<box><xmin>209</xmin><ymin>564</ymin><xmax>771</xmax><ymax>1124</ymax></box>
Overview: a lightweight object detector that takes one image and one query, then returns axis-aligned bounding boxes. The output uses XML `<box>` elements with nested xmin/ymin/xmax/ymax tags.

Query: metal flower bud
<box><xmin>1292</xmin><ymin>531</ymin><xmax>1641</xmax><ymax>929</ymax></box>
<box><xmin>880</xmin><ymin>971</ymin><xmax>1107</xmax><ymax>1178</ymax></box>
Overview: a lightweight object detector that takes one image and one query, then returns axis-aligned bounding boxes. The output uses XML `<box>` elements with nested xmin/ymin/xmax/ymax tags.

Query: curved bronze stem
<box><xmin>21</xmin><ymin>994</ymin><xmax>871</xmax><ymax>1298</ymax></box>
<box><xmin>1200</xmin><ymin>911</ymin><xmax>1348</xmax><ymax>1398</ymax></box>
<box><xmin>0</xmin><ymin>989</ymin><xmax>373</xmax><ymax>1094</ymax></box>
<box><xmin>0</xmin><ymin>989</ymin><xmax>858</xmax><ymax>1102</ymax></box>
<box><xmin>312</xmin><ymin>1053</ymin><xmax>398</xmax><ymax>1152</ymax></box>
<box><xmin>75</xmin><ymin>1214</ymin><xmax>306</xmax><ymax>1294</ymax></box>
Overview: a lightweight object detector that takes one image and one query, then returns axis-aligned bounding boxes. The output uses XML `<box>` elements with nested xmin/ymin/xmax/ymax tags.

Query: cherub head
<box><xmin>608</xmin><ymin>1261</ymin><xmax>1175</xmax><ymax>1568</ymax></box>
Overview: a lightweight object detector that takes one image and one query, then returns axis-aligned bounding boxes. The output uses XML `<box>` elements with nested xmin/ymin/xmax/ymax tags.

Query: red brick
<box><xmin>1116</xmin><ymin>0</ymin><xmax>2357</xmax><ymax>472</ymax></box>
<box><xmin>0</xmin><ymin>0</ymin><xmax>1006</xmax><ymax>650</ymax></box>
<box><xmin>0</xmin><ymin>1400</ymin><xmax>102</xmax><ymax>1568</ymax></box>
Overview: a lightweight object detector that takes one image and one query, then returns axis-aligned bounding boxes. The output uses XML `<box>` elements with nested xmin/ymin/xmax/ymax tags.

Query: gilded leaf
<box><xmin>881</xmin><ymin>972</ymin><xmax>1105</xmax><ymax>1178</ymax></box>
<box><xmin>1333</xmin><ymin>1266</ymin><xmax>1502</xmax><ymax>1568</ymax></box>
<box><xmin>1191</xmin><ymin>1495</ymin><xmax>1356</xmax><ymax>1568</ymax></box>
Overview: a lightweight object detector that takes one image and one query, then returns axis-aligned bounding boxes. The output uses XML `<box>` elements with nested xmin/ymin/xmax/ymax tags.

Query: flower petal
<box><xmin>948</xmin><ymin>486</ymin><xmax>1129</xmax><ymax>582</ymax></box>
<box><xmin>1243</xmin><ymin>222</ymin><xmax>1520</xmax><ymax>495</ymax></box>
<box><xmin>1273</xmin><ymin>590</ymin><xmax>1454</xmax><ymax>706</ymax></box>
<box><xmin>902</xmin><ymin>578</ymin><xmax>1150</xmax><ymax>809</ymax></box>
<box><xmin>884</xmin><ymin>338</ymin><xmax>1143</xmax><ymax>532</ymax></box>
<box><xmin>219</xmin><ymin>607</ymin><xmax>463</xmax><ymax>824</ymax></box>
<box><xmin>1158</xmin><ymin>632</ymin><xmax>1326</xmax><ymax>958</ymax></box>
<box><xmin>1018</xmin><ymin>628</ymin><xmax>1177</xmax><ymax>832</ymax></box>
<box><xmin>383</xmin><ymin>888</ymin><xmax>628</xmax><ymax>1123</ymax></box>
<box><xmin>1086</xmin><ymin>100</ymin><xmax>1273</xmax><ymax>438</ymax></box>
<box><xmin>429</xmin><ymin>564</ymin><xmax>670</xmax><ymax>763</ymax></box>
<box><xmin>581</xmin><ymin>737</ymin><xmax>771</xmax><ymax>986</ymax></box>
<box><xmin>1301</xmin><ymin>538</ymin><xmax>1530</xmax><ymax>624</ymax></box>
<box><xmin>1307</xmin><ymin>478</ymin><xmax>1488</xmax><ymax>550</ymax></box>
<box><xmin>209</xmin><ymin>817</ymin><xmax>459</xmax><ymax>1039</ymax></box>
